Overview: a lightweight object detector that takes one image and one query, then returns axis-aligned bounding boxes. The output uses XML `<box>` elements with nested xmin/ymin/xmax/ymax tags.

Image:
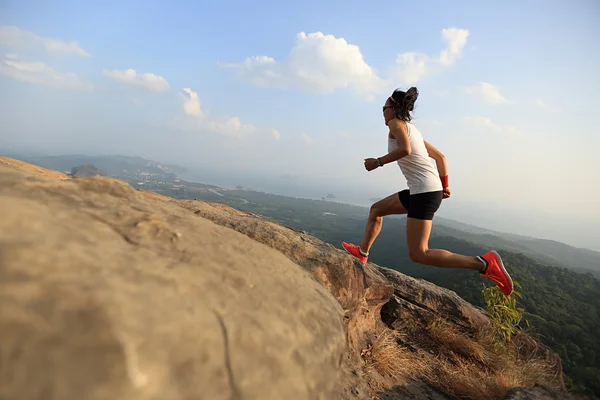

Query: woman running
<box><xmin>342</xmin><ymin>87</ymin><xmax>514</xmax><ymax>296</ymax></box>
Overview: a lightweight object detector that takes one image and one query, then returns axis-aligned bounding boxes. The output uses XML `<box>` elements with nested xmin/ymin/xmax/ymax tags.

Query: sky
<box><xmin>1</xmin><ymin>0</ymin><xmax>599</xmax><ymax>250</ymax></box>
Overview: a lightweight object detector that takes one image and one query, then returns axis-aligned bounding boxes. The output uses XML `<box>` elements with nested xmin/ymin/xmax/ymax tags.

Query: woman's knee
<box><xmin>369</xmin><ymin>203</ymin><xmax>384</xmax><ymax>219</ymax></box>
<box><xmin>408</xmin><ymin>247</ymin><xmax>427</xmax><ymax>264</ymax></box>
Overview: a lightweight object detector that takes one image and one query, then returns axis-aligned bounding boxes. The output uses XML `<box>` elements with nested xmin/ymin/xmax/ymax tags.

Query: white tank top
<box><xmin>388</xmin><ymin>122</ymin><xmax>442</xmax><ymax>195</ymax></box>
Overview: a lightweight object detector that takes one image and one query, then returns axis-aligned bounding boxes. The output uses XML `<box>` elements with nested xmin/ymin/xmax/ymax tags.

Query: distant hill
<box><xmin>13</xmin><ymin>154</ymin><xmax>186</xmax><ymax>181</ymax></box>
<box><xmin>70</xmin><ymin>163</ymin><xmax>107</xmax><ymax>177</ymax></box>
<box><xmin>433</xmin><ymin>217</ymin><xmax>600</xmax><ymax>276</ymax></box>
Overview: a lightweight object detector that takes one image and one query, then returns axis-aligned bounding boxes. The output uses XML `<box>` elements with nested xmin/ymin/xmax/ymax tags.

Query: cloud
<box><xmin>464</xmin><ymin>82</ymin><xmax>510</xmax><ymax>105</ymax></box>
<box><xmin>182</xmin><ymin>87</ymin><xmax>203</xmax><ymax>117</ymax></box>
<box><xmin>5</xmin><ymin>53</ymin><xmax>18</xmax><ymax>59</ymax></box>
<box><xmin>302</xmin><ymin>133</ymin><xmax>314</xmax><ymax>145</ymax></box>
<box><xmin>439</xmin><ymin>28</ymin><xmax>470</xmax><ymax>66</ymax></box>
<box><xmin>178</xmin><ymin>88</ymin><xmax>256</xmax><ymax>137</ymax></box>
<box><xmin>104</xmin><ymin>68</ymin><xmax>170</xmax><ymax>93</ymax></box>
<box><xmin>0</xmin><ymin>25</ymin><xmax>90</xmax><ymax>57</ymax></box>
<box><xmin>221</xmin><ymin>31</ymin><xmax>387</xmax><ymax>99</ymax></box>
<box><xmin>463</xmin><ymin>116</ymin><xmax>522</xmax><ymax>136</ymax></box>
<box><xmin>393</xmin><ymin>27</ymin><xmax>470</xmax><ymax>85</ymax></box>
<box><xmin>223</xmin><ymin>27</ymin><xmax>470</xmax><ymax>99</ymax></box>
<box><xmin>463</xmin><ymin>116</ymin><xmax>502</xmax><ymax>132</ymax></box>
<box><xmin>271</xmin><ymin>128</ymin><xmax>281</xmax><ymax>140</ymax></box>
<box><xmin>0</xmin><ymin>57</ymin><xmax>93</xmax><ymax>91</ymax></box>
<box><xmin>205</xmin><ymin>116</ymin><xmax>257</xmax><ymax>137</ymax></box>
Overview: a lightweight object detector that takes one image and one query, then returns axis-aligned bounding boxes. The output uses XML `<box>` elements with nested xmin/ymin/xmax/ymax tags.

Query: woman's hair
<box><xmin>390</xmin><ymin>87</ymin><xmax>419</xmax><ymax>122</ymax></box>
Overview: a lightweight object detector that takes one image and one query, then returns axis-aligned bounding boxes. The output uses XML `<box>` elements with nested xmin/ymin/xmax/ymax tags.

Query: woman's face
<box><xmin>382</xmin><ymin>98</ymin><xmax>395</xmax><ymax>125</ymax></box>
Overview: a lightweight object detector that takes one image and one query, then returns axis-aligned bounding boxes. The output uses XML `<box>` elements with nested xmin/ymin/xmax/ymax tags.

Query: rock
<box><xmin>501</xmin><ymin>385</ymin><xmax>593</xmax><ymax>400</ymax></box>
<box><xmin>183</xmin><ymin>200</ymin><xmax>395</xmax><ymax>350</ymax></box>
<box><xmin>377</xmin><ymin>267</ymin><xmax>490</xmax><ymax>332</ymax></box>
<box><xmin>0</xmin><ymin>161</ymin><xmax>346</xmax><ymax>400</ymax></box>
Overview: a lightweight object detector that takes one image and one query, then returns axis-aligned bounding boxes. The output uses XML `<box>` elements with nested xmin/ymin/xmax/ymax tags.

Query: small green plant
<box><xmin>481</xmin><ymin>281</ymin><xmax>526</xmax><ymax>347</ymax></box>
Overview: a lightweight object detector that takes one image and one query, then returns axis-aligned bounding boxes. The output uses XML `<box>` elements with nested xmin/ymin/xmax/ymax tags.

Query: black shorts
<box><xmin>398</xmin><ymin>189</ymin><xmax>443</xmax><ymax>220</ymax></box>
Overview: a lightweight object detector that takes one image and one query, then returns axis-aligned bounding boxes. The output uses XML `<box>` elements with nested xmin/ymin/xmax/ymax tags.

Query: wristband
<box><xmin>440</xmin><ymin>175</ymin><xmax>449</xmax><ymax>188</ymax></box>
<box><xmin>376</xmin><ymin>158</ymin><xmax>383</xmax><ymax>167</ymax></box>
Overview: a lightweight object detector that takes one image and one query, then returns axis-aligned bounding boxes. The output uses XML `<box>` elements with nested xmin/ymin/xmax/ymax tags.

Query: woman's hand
<box><xmin>364</xmin><ymin>158</ymin><xmax>380</xmax><ymax>171</ymax></box>
<box><xmin>443</xmin><ymin>187</ymin><xmax>451</xmax><ymax>199</ymax></box>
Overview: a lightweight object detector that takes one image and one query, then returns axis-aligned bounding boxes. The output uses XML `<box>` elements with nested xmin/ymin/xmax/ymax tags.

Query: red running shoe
<box><xmin>342</xmin><ymin>241</ymin><xmax>368</xmax><ymax>265</ymax></box>
<box><xmin>480</xmin><ymin>250</ymin><xmax>514</xmax><ymax>296</ymax></box>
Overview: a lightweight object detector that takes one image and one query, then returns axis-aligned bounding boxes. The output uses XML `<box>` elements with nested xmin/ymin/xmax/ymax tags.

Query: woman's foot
<box><xmin>342</xmin><ymin>241</ymin><xmax>368</xmax><ymax>265</ymax></box>
<box><xmin>479</xmin><ymin>250</ymin><xmax>514</xmax><ymax>296</ymax></box>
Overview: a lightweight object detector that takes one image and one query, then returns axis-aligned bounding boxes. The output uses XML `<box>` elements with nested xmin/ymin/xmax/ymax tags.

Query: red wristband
<box><xmin>440</xmin><ymin>175</ymin><xmax>449</xmax><ymax>188</ymax></box>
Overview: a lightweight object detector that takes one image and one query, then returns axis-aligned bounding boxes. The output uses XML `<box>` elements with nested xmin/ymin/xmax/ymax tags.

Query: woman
<box><xmin>342</xmin><ymin>87</ymin><xmax>514</xmax><ymax>296</ymax></box>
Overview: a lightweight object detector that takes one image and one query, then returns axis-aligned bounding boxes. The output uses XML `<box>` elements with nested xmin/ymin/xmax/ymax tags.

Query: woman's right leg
<box><xmin>342</xmin><ymin>192</ymin><xmax>407</xmax><ymax>264</ymax></box>
<box><xmin>360</xmin><ymin>192</ymin><xmax>407</xmax><ymax>253</ymax></box>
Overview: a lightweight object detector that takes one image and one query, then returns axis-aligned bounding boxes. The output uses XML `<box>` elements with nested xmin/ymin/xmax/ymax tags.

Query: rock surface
<box><xmin>0</xmin><ymin>160</ymin><xmax>346</xmax><ymax>400</ymax></box>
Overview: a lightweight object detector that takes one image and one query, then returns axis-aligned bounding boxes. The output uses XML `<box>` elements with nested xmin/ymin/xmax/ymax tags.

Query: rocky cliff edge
<box><xmin>0</xmin><ymin>157</ymin><xmax>577</xmax><ymax>400</ymax></box>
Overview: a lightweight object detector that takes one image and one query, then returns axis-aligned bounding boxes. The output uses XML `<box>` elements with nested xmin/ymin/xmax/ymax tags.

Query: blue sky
<box><xmin>1</xmin><ymin>0</ymin><xmax>599</xmax><ymax>249</ymax></box>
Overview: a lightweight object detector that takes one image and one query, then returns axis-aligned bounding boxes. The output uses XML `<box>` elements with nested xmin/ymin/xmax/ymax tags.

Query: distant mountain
<box><xmin>71</xmin><ymin>163</ymin><xmax>107</xmax><ymax>177</ymax></box>
<box><xmin>433</xmin><ymin>217</ymin><xmax>600</xmax><ymax>276</ymax></box>
<box><xmin>10</xmin><ymin>154</ymin><xmax>186</xmax><ymax>182</ymax></box>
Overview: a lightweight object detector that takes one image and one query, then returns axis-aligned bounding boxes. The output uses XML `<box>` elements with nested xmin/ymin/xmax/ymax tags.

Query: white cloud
<box><xmin>439</xmin><ymin>28</ymin><xmax>470</xmax><ymax>66</ymax></box>
<box><xmin>182</xmin><ymin>87</ymin><xmax>203</xmax><ymax>118</ymax></box>
<box><xmin>463</xmin><ymin>116</ymin><xmax>522</xmax><ymax>136</ymax></box>
<box><xmin>0</xmin><ymin>25</ymin><xmax>90</xmax><ymax>57</ymax></box>
<box><xmin>5</xmin><ymin>53</ymin><xmax>18</xmax><ymax>59</ymax></box>
<box><xmin>205</xmin><ymin>116</ymin><xmax>257</xmax><ymax>137</ymax></box>
<box><xmin>464</xmin><ymin>82</ymin><xmax>510</xmax><ymax>105</ymax></box>
<box><xmin>271</xmin><ymin>128</ymin><xmax>281</xmax><ymax>140</ymax></box>
<box><xmin>393</xmin><ymin>27</ymin><xmax>470</xmax><ymax>85</ymax></box>
<box><xmin>223</xmin><ymin>27</ymin><xmax>470</xmax><ymax>98</ymax></box>
<box><xmin>178</xmin><ymin>88</ymin><xmax>256</xmax><ymax>137</ymax></box>
<box><xmin>0</xmin><ymin>58</ymin><xmax>93</xmax><ymax>91</ymax></box>
<box><xmin>393</xmin><ymin>52</ymin><xmax>431</xmax><ymax>86</ymax></box>
<box><xmin>103</xmin><ymin>68</ymin><xmax>170</xmax><ymax>93</ymax></box>
<box><xmin>221</xmin><ymin>31</ymin><xmax>387</xmax><ymax>99</ymax></box>
<box><xmin>302</xmin><ymin>133</ymin><xmax>314</xmax><ymax>145</ymax></box>
<box><xmin>463</xmin><ymin>116</ymin><xmax>502</xmax><ymax>132</ymax></box>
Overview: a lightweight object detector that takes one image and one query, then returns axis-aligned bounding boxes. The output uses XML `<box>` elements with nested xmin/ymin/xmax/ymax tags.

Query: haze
<box><xmin>1</xmin><ymin>0</ymin><xmax>599</xmax><ymax>251</ymax></box>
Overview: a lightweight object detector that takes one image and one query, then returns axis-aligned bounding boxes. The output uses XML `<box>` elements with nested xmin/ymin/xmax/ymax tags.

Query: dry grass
<box><xmin>363</xmin><ymin>328</ymin><xmax>421</xmax><ymax>380</ymax></box>
<box><xmin>426</xmin><ymin>318</ymin><xmax>489</xmax><ymax>364</ymax></box>
<box><xmin>426</xmin><ymin>356</ymin><xmax>508</xmax><ymax>400</ymax></box>
<box><xmin>373</xmin><ymin>316</ymin><xmax>565</xmax><ymax>400</ymax></box>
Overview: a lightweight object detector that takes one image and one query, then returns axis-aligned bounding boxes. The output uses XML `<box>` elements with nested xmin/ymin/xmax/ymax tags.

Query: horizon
<box><xmin>4</xmin><ymin>148</ymin><xmax>600</xmax><ymax>253</ymax></box>
<box><xmin>1</xmin><ymin>1</ymin><xmax>598</xmax><ymax>252</ymax></box>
